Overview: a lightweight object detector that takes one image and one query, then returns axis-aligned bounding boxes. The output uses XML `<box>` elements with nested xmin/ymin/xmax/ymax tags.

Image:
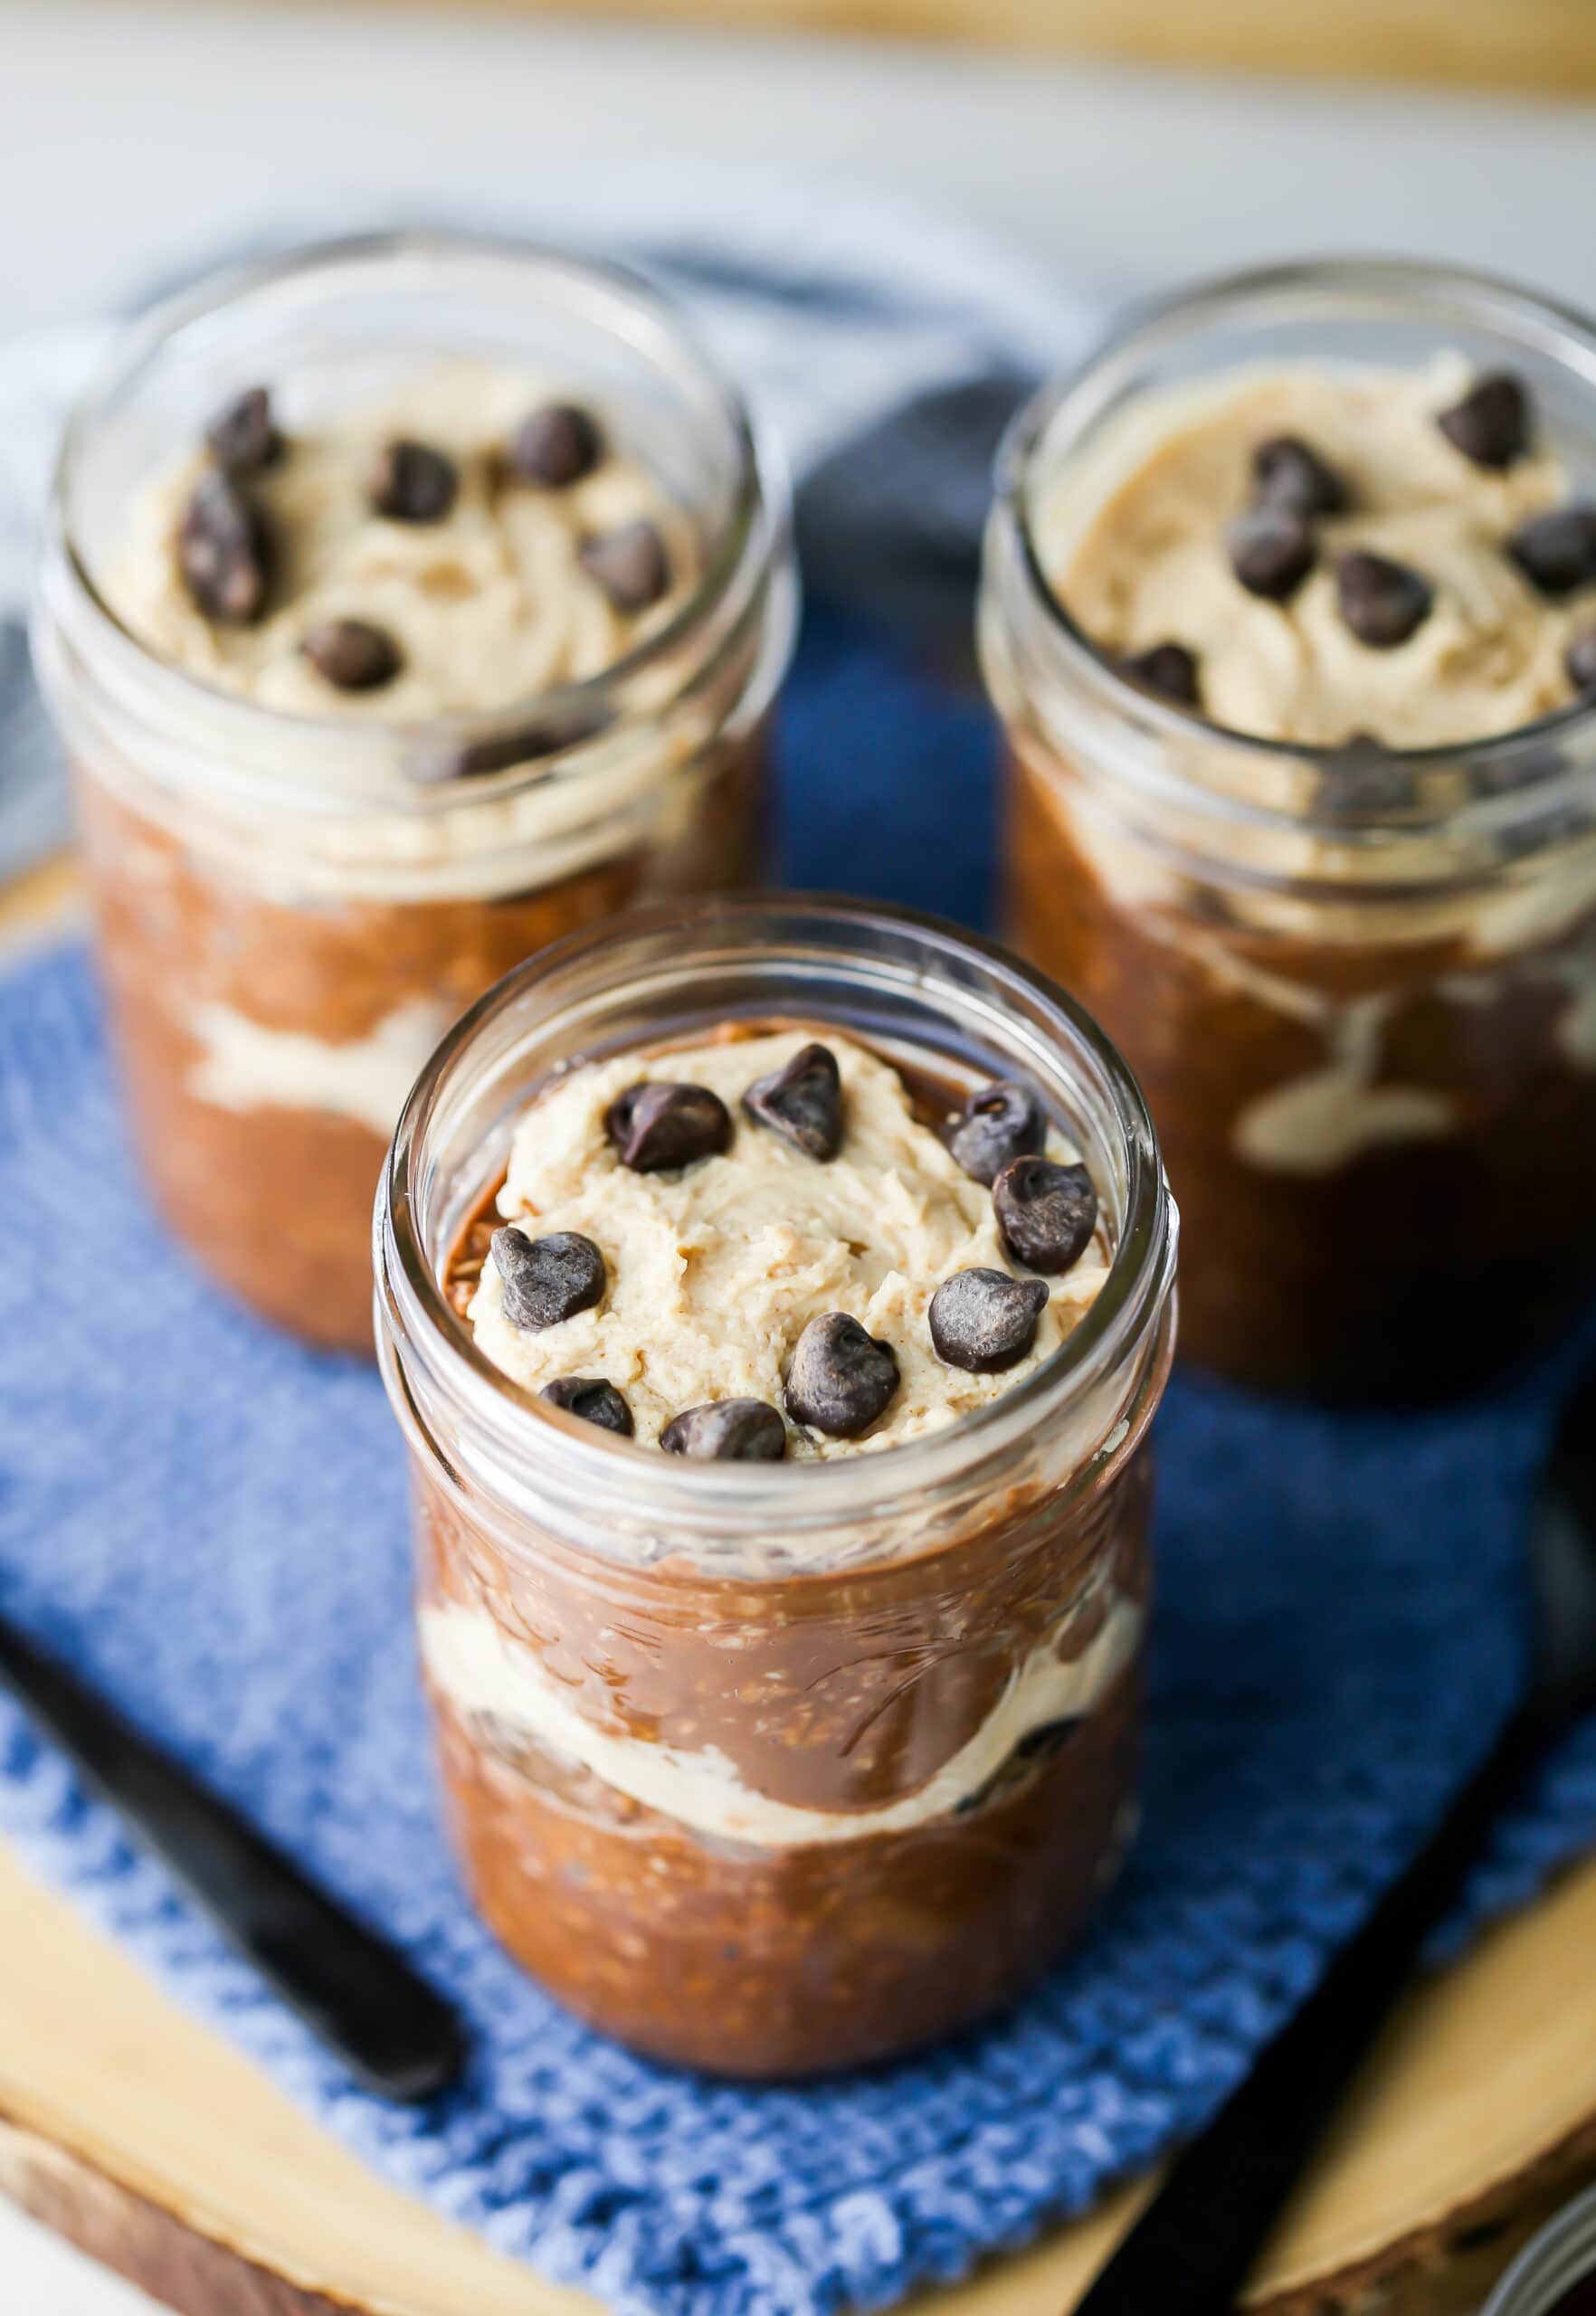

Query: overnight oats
<box><xmin>982</xmin><ymin>261</ymin><xmax>1596</xmax><ymax>1399</ymax></box>
<box><xmin>375</xmin><ymin>899</ymin><xmax>1177</xmax><ymax>2075</ymax></box>
<box><xmin>33</xmin><ymin>233</ymin><xmax>795</xmax><ymax>1350</ymax></box>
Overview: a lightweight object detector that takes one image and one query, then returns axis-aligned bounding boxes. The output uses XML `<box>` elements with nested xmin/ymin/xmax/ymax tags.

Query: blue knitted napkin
<box><xmin>2</xmin><ymin>608</ymin><xmax>1595</xmax><ymax>2316</ymax></box>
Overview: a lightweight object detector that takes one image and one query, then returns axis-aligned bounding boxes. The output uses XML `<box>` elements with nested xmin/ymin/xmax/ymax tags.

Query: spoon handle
<box><xmin>1072</xmin><ymin>1704</ymin><xmax>1545</xmax><ymax>2316</ymax></box>
<box><xmin>0</xmin><ymin>1613</ymin><xmax>467</xmax><ymax>2102</ymax></box>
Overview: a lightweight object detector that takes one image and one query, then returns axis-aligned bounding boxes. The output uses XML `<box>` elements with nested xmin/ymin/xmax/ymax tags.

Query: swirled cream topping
<box><xmin>462</xmin><ymin>1028</ymin><xmax>1109</xmax><ymax>1458</ymax></box>
<box><xmin>104</xmin><ymin>362</ymin><xmax>699</xmax><ymax>718</ymax></box>
<box><xmin>1042</xmin><ymin>359</ymin><xmax>1596</xmax><ymax>748</ymax></box>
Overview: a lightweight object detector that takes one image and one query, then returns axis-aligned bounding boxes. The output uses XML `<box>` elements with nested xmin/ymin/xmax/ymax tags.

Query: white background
<box><xmin>4</xmin><ymin>5</ymin><xmax>1596</xmax><ymax>2307</ymax></box>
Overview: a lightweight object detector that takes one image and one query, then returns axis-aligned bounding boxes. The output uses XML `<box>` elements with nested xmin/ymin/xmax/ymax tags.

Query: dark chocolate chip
<box><xmin>955</xmin><ymin>1717</ymin><xmax>1080</xmax><ymax>1815</ymax></box>
<box><xmin>1507</xmin><ymin>504</ymin><xmax>1596</xmax><ymax>597</ymax></box>
<box><xmin>1566</xmin><ymin>624</ymin><xmax>1596</xmax><ymax>695</ymax></box>
<box><xmin>539</xmin><ymin>1377</ymin><xmax>633</xmax><ymax>1436</ymax></box>
<box><xmin>1227</xmin><ymin>508</ymin><xmax>1317</xmax><ymax>602</ymax></box>
<box><xmin>177</xmin><ymin>470</ymin><xmax>270</xmax><ymax>625</ymax></box>
<box><xmin>512</xmin><ymin>403</ymin><xmax>603</xmax><ymax>489</ymax></box>
<box><xmin>579</xmin><ymin>520</ymin><xmax>670</xmax><ymax>613</ymax></box>
<box><xmin>784</xmin><ymin>1313</ymin><xmax>899</xmax><ymax>1438</ymax></box>
<box><xmin>604</xmin><ymin>1080</ymin><xmax>732</xmax><ymax>1172</ymax></box>
<box><xmin>949</xmin><ymin>1079</ymin><xmax>1046</xmax><ymax>1187</ymax></box>
<box><xmin>1335</xmin><ymin>550</ymin><xmax>1435</xmax><ymax>648</ymax></box>
<box><xmin>928</xmin><ymin>1267</ymin><xmax>1050</xmax><ymax>1373</ymax></box>
<box><xmin>490</xmin><ymin>1226</ymin><xmax>606</xmax><ymax>1330</ymax></box>
<box><xmin>742</xmin><ymin>1042</ymin><xmax>842</xmax><ymax>1162</ymax></box>
<box><xmin>408</xmin><ymin>704</ymin><xmax>607</xmax><ymax>786</ymax></box>
<box><xmin>1251</xmin><ymin>434</ymin><xmax>1347</xmax><ymax>518</ymax></box>
<box><xmin>301</xmin><ymin>617</ymin><xmax>402</xmax><ymax>692</ymax></box>
<box><xmin>205</xmin><ymin>385</ymin><xmax>280</xmax><ymax>476</ymax></box>
<box><xmin>1316</xmin><ymin>740</ymin><xmax>1413</xmax><ymax>823</ymax></box>
<box><xmin>370</xmin><ymin>438</ymin><xmax>459</xmax><ymax>525</ymax></box>
<box><xmin>1118</xmin><ymin>641</ymin><xmax>1202</xmax><ymax>707</ymax></box>
<box><xmin>1437</xmin><ymin>372</ymin><xmax>1530</xmax><ymax>470</ymax></box>
<box><xmin>993</xmin><ymin>1155</ymin><xmax>1098</xmax><ymax>1277</ymax></box>
<box><xmin>660</xmin><ymin>1400</ymin><xmax>788</xmax><ymax>1461</ymax></box>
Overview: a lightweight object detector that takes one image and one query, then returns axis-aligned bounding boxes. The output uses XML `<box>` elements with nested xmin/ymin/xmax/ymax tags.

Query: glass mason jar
<box><xmin>1483</xmin><ymin>2186</ymin><xmax>1596</xmax><ymax>2316</ymax></box>
<box><xmin>981</xmin><ymin>261</ymin><xmax>1596</xmax><ymax>1402</ymax></box>
<box><xmin>33</xmin><ymin>231</ymin><xmax>797</xmax><ymax>1353</ymax></box>
<box><xmin>375</xmin><ymin>897</ymin><xmax>1177</xmax><ymax>2077</ymax></box>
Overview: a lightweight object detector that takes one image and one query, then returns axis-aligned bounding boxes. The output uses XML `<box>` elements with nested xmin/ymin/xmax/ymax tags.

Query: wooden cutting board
<box><xmin>2</xmin><ymin>859</ymin><xmax>1594</xmax><ymax>2314</ymax></box>
<box><xmin>1</xmin><ymin>1845</ymin><xmax>1595</xmax><ymax>2316</ymax></box>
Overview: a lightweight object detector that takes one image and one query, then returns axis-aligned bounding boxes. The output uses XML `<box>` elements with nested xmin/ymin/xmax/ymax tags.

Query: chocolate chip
<box><xmin>955</xmin><ymin>1718</ymin><xmax>1081</xmax><ymax>1814</ymax></box>
<box><xmin>579</xmin><ymin>520</ymin><xmax>670</xmax><ymax>613</ymax></box>
<box><xmin>993</xmin><ymin>1156</ymin><xmax>1098</xmax><ymax>1277</ymax></box>
<box><xmin>1437</xmin><ymin>372</ymin><xmax>1530</xmax><ymax>470</ymax></box>
<box><xmin>539</xmin><ymin>1377</ymin><xmax>633</xmax><ymax>1436</ymax></box>
<box><xmin>1118</xmin><ymin>641</ymin><xmax>1202</xmax><ymax>707</ymax></box>
<box><xmin>660</xmin><ymin>1400</ymin><xmax>788</xmax><ymax>1461</ymax></box>
<box><xmin>1228</xmin><ymin>509</ymin><xmax>1317</xmax><ymax>602</ymax></box>
<box><xmin>301</xmin><ymin>617</ymin><xmax>401</xmax><ymax>692</ymax></box>
<box><xmin>1251</xmin><ymin>435</ymin><xmax>1347</xmax><ymax>518</ymax></box>
<box><xmin>928</xmin><ymin>1268</ymin><xmax>1050</xmax><ymax>1373</ymax></box>
<box><xmin>784</xmin><ymin>1313</ymin><xmax>899</xmax><ymax>1439</ymax></box>
<box><xmin>1566</xmin><ymin>624</ymin><xmax>1596</xmax><ymax>695</ymax></box>
<box><xmin>1507</xmin><ymin>505</ymin><xmax>1596</xmax><ymax>597</ymax></box>
<box><xmin>742</xmin><ymin>1043</ymin><xmax>842</xmax><ymax>1162</ymax></box>
<box><xmin>205</xmin><ymin>385</ymin><xmax>280</xmax><ymax>476</ymax></box>
<box><xmin>177</xmin><ymin>470</ymin><xmax>270</xmax><ymax>625</ymax></box>
<box><xmin>512</xmin><ymin>403</ymin><xmax>603</xmax><ymax>489</ymax></box>
<box><xmin>949</xmin><ymin>1080</ymin><xmax>1046</xmax><ymax>1187</ymax></box>
<box><xmin>490</xmin><ymin>1227</ymin><xmax>605</xmax><ymax>1330</ymax></box>
<box><xmin>604</xmin><ymin>1080</ymin><xmax>732</xmax><ymax>1172</ymax></box>
<box><xmin>370</xmin><ymin>438</ymin><xmax>459</xmax><ymax>525</ymax></box>
<box><xmin>1316</xmin><ymin>741</ymin><xmax>1413</xmax><ymax>822</ymax></box>
<box><xmin>408</xmin><ymin>705</ymin><xmax>607</xmax><ymax>786</ymax></box>
<box><xmin>1335</xmin><ymin>550</ymin><xmax>1435</xmax><ymax>648</ymax></box>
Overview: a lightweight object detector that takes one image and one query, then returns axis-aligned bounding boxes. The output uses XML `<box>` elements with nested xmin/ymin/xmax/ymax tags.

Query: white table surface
<box><xmin>4</xmin><ymin>7</ymin><xmax>1596</xmax><ymax>2308</ymax></box>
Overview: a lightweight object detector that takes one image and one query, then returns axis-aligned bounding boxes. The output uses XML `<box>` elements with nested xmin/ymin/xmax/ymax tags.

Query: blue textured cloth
<box><xmin>2</xmin><ymin>609</ymin><xmax>1596</xmax><ymax>2316</ymax></box>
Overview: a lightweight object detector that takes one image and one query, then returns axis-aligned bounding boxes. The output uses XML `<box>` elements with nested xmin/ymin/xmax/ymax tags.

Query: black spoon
<box><xmin>0</xmin><ymin>1615</ymin><xmax>467</xmax><ymax>2102</ymax></box>
<box><xmin>1074</xmin><ymin>1355</ymin><xmax>1596</xmax><ymax>2316</ymax></box>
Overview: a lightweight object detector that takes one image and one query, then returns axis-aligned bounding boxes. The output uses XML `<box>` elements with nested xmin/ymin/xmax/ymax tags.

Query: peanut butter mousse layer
<box><xmin>107</xmin><ymin>364</ymin><xmax>698</xmax><ymax>718</ymax></box>
<box><xmin>1042</xmin><ymin>360</ymin><xmax>1596</xmax><ymax>747</ymax></box>
<box><xmin>453</xmin><ymin>1028</ymin><xmax>1109</xmax><ymax>1458</ymax></box>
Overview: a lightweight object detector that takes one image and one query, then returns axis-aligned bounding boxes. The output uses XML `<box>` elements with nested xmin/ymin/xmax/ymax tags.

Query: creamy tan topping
<box><xmin>467</xmin><ymin>1029</ymin><xmax>1107</xmax><ymax>1457</ymax></box>
<box><xmin>106</xmin><ymin>363</ymin><xmax>698</xmax><ymax>717</ymax></box>
<box><xmin>1044</xmin><ymin>360</ymin><xmax>1592</xmax><ymax>748</ymax></box>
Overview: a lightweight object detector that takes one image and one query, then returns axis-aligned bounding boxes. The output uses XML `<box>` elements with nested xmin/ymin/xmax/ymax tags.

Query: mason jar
<box><xmin>375</xmin><ymin>897</ymin><xmax>1177</xmax><ymax>2077</ymax></box>
<box><xmin>980</xmin><ymin>260</ymin><xmax>1596</xmax><ymax>1401</ymax></box>
<box><xmin>33</xmin><ymin>231</ymin><xmax>796</xmax><ymax>1352</ymax></box>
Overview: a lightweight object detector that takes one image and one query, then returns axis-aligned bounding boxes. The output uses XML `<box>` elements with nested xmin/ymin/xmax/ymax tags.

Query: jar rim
<box><xmin>1482</xmin><ymin>2181</ymin><xmax>1596</xmax><ymax>2315</ymax></box>
<box><xmin>997</xmin><ymin>254</ymin><xmax>1596</xmax><ymax>787</ymax></box>
<box><xmin>376</xmin><ymin>894</ymin><xmax>1178</xmax><ymax>1540</ymax></box>
<box><xmin>42</xmin><ymin>227</ymin><xmax>783</xmax><ymax>815</ymax></box>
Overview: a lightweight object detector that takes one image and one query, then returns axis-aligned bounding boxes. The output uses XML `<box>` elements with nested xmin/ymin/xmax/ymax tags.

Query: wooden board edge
<box><xmin>0</xmin><ymin>2110</ymin><xmax>354</xmax><ymax>2316</ymax></box>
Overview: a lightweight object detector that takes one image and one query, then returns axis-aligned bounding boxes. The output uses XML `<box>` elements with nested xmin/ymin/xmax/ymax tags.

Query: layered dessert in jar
<box><xmin>33</xmin><ymin>233</ymin><xmax>795</xmax><ymax>1350</ymax></box>
<box><xmin>375</xmin><ymin>899</ymin><xmax>1177</xmax><ymax>2075</ymax></box>
<box><xmin>982</xmin><ymin>261</ymin><xmax>1596</xmax><ymax>1400</ymax></box>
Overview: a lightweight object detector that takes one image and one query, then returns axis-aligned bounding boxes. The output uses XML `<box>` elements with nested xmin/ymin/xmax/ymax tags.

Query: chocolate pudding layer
<box><xmin>983</xmin><ymin>265</ymin><xmax>1596</xmax><ymax>1399</ymax></box>
<box><xmin>376</xmin><ymin>902</ymin><xmax>1178</xmax><ymax>2075</ymax></box>
<box><xmin>35</xmin><ymin>235</ymin><xmax>794</xmax><ymax>1350</ymax></box>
